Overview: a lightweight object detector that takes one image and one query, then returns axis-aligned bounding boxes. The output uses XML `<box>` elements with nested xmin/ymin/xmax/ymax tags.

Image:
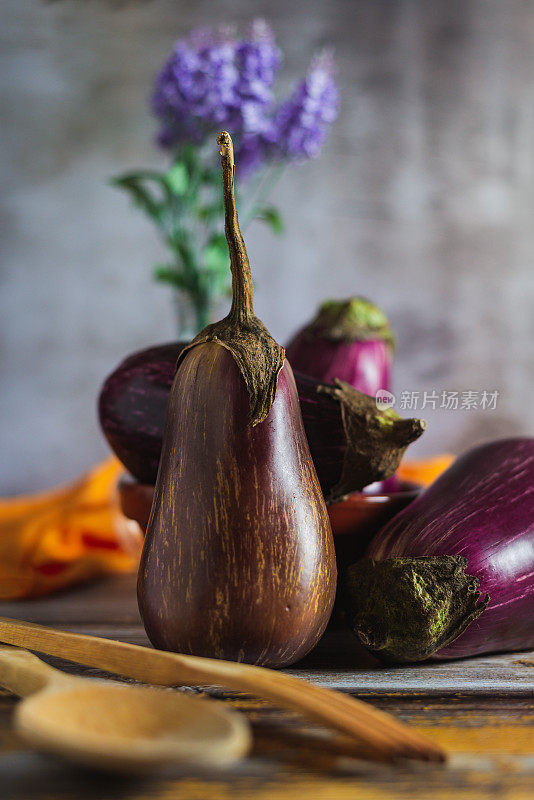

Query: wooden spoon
<box><xmin>0</xmin><ymin>646</ymin><xmax>251</xmax><ymax>772</ymax></box>
<box><xmin>0</xmin><ymin>617</ymin><xmax>445</xmax><ymax>763</ymax></box>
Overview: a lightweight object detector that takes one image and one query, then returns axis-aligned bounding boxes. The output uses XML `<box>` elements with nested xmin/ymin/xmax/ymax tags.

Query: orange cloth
<box><xmin>398</xmin><ymin>454</ymin><xmax>455</xmax><ymax>487</ymax></box>
<box><xmin>0</xmin><ymin>458</ymin><xmax>141</xmax><ymax>600</ymax></box>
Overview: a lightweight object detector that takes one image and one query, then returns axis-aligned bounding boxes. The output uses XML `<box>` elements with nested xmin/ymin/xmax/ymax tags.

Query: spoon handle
<box><xmin>0</xmin><ymin>646</ymin><xmax>65</xmax><ymax>698</ymax></box>
<box><xmin>0</xmin><ymin>616</ymin><xmax>445</xmax><ymax>763</ymax></box>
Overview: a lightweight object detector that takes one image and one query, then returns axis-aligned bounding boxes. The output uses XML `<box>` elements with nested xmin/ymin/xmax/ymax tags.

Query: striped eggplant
<box><xmin>137</xmin><ymin>132</ymin><xmax>336</xmax><ymax>667</ymax></box>
<box><xmin>344</xmin><ymin>438</ymin><xmax>534</xmax><ymax>662</ymax></box>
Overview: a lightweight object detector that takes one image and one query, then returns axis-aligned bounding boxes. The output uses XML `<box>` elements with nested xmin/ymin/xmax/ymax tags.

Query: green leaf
<box><xmin>153</xmin><ymin>265</ymin><xmax>183</xmax><ymax>288</ymax></box>
<box><xmin>111</xmin><ymin>170</ymin><xmax>173</xmax><ymax>197</ymax></box>
<box><xmin>165</xmin><ymin>162</ymin><xmax>188</xmax><ymax>195</ymax></box>
<box><xmin>153</xmin><ymin>264</ymin><xmax>196</xmax><ymax>292</ymax></box>
<box><xmin>111</xmin><ymin>173</ymin><xmax>167</xmax><ymax>223</ymax></box>
<box><xmin>111</xmin><ymin>169</ymin><xmax>168</xmax><ymax>184</ymax></box>
<box><xmin>255</xmin><ymin>205</ymin><xmax>284</xmax><ymax>235</ymax></box>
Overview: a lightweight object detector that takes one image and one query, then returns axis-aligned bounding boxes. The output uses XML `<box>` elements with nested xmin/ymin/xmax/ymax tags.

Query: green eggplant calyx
<box><xmin>176</xmin><ymin>131</ymin><xmax>285</xmax><ymax>427</ymax></box>
<box><xmin>307</xmin><ymin>297</ymin><xmax>395</xmax><ymax>347</ymax></box>
<box><xmin>318</xmin><ymin>379</ymin><xmax>426</xmax><ymax>503</ymax></box>
<box><xmin>343</xmin><ymin>556</ymin><xmax>490</xmax><ymax>663</ymax></box>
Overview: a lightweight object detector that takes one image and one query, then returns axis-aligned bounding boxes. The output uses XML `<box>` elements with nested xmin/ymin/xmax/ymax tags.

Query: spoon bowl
<box><xmin>0</xmin><ymin>647</ymin><xmax>251</xmax><ymax>772</ymax></box>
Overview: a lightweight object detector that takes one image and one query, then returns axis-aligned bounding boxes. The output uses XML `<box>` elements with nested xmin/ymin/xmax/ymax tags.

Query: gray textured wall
<box><xmin>1</xmin><ymin>0</ymin><xmax>533</xmax><ymax>494</ymax></box>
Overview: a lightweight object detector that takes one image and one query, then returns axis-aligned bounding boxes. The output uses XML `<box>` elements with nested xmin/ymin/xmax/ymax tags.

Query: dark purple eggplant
<box><xmin>344</xmin><ymin>438</ymin><xmax>534</xmax><ymax>662</ymax></box>
<box><xmin>138</xmin><ymin>132</ymin><xmax>336</xmax><ymax>667</ymax></box>
<box><xmin>296</xmin><ymin>375</ymin><xmax>424</xmax><ymax>502</ymax></box>
<box><xmin>286</xmin><ymin>297</ymin><xmax>394</xmax><ymax>395</ymax></box>
<box><xmin>99</xmin><ymin>350</ymin><xmax>424</xmax><ymax>503</ymax></box>
<box><xmin>98</xmin><ymin>343</ymin><xmax>187</xmax><ymax>485</ymax></box>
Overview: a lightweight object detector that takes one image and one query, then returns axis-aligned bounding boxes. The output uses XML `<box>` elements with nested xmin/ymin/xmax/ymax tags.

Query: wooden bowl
<box><xmin>118</xmin><ymin>475</ymin><xmax>155</xmax><ymax>534</ymax></box>
<box><xmin>327</xmin><ymin>480</ymin><xmax>422</xmax><ymax>573</ymax></box>
<box><xmin>327</xmin><ymin>480</ymin><xmax>422</xmax><ymax>625</ymax></box>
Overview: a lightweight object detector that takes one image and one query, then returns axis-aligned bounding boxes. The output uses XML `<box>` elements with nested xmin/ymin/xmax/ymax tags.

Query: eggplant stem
<box><xmin>218</xmin><ymin>132</ymin><xmax>254</xmax><ymax>324</ymax></box>
<box><xmin>344</xmin><ymin>556</ymin><xmax>490</xmax><ymax>663</ymax></box>
<box><xmin>175</xmin><ymin>132</ymin><xmax>285</xmax><ymax>426</ymax></box>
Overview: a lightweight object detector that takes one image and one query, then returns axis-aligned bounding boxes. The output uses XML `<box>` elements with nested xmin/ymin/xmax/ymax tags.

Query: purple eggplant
<box><xmin>296</xmin><ymin>375</ymin><xmax>424</xmax><ymax>503</ymax></box>
<box><xmin>99</xmin><ymin>348</ymin><xmax>424</xmax><ymax>503</ymax></box>
<box><xmin>138</xmin><ymin>132</ymin><xmax>336</xmax><ymax>666</ymax></box>
<box><xmin>344</xmin><ymin>438</ymin><xmax>534</xmax><ymax>662</ymax></box>
<box><xmin>286</xmin><ymin>297</ymin><xmax>394</xmax><ymax>395</ymax></box>
<box><xmin>99</xmin><ymin>343</ymin><xmax>187</xmax><ymax>485</ymax></box>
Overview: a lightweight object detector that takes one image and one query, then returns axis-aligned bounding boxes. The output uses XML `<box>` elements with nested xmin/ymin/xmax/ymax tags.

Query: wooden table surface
<box><xmin>0</xmin><ymin>573</ymin><xmax>532</xmax><ymax>800</ymax></box>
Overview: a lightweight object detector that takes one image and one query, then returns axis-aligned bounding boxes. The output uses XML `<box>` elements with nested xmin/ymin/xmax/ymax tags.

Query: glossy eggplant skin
<box><xmin>366</xmin><ymin>438</ymin><xmax>534</xmax><ymax>660</ymax></box>
<box><xmin>138</xmin><ymin>342</ymin><xmax>336</xmax><ymax>667</ymax></box>
<box><xmin>286</xmin><ymin>335</ymin><xmax>391</xmax><ymax>396</ymax></box>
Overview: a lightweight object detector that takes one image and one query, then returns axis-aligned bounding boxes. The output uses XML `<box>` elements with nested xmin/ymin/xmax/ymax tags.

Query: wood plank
<box><xmin>287</xmin><ymin>652</ymin><xmax>534</xmax><ymax>695</ymax></box>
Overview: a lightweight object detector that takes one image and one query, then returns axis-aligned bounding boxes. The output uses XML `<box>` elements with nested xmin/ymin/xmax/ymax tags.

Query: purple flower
<box><xmin>152</xmin><ymin>20</ymin><xmax>281</xmax><ymax>159</ymax></box>
<box><xmin>151</xmin><ymin>21</ymin><xmax>338</xmax><ymax>178</ymax></box>
<box><xmin>274</xmin><ymin>51</ymin><xmax>339</xmax><ymax>161</ymax></box>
